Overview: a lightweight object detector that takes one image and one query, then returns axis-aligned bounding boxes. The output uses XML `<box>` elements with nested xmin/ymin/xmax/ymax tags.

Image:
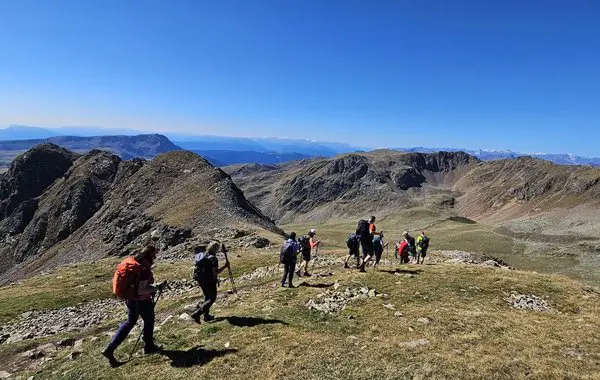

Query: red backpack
<box><xmin>112</xmin><ymin>257</ymin><xmax>142</xmax><ymax>300</ymax></box>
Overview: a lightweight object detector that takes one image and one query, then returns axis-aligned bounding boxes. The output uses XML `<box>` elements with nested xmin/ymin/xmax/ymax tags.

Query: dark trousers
<box><xmin>192</xmin><ymin>282</ymin><xmax>218</xmax><ymax>319</ymax></box>
<box><xmin>361</xmin><ymin>240</ymin><xmax>373</xmax><ymax>259</ymax></box>
<box><xmin>107</xmin><ymin>299</ymin><xmax>155</xmax><ymax>352</ymax></box>
<box><xmin>281</xmin><ymin>260</ymin><xmax>296</xmax><ymax>286</ymax></box>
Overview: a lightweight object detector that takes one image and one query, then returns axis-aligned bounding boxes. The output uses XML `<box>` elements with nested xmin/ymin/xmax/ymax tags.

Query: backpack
<box><xmin>112</xmin><ymin>257</ymin><xmax>142</xmax><ymax>300</ymax></box>
<box><xmin>419</xmin><ymin>236</ymin><xmax>430</xmax><ymax>250</ymax></box>
<box><xmin>298</xmin><ymin>236</ymin><xmax>311</xmax><ymax>254</ymax></box>
<box><xmin>346</xmin><ymin>233</ymin><xmax>359</xmax><ymax>249</ymax></box>
<box><xmin>280</xmin><ymin>240</ymin><xmax>297</xmax><ymax>262</ymax></box>
<box><xmin>356</xmin><ymin>219</ymin><xmax>370</xmax><ymax>238</ymax></box>
<box><xmin>193</xmin><ymin>252</ymin><xmax>214</xmax><ymax>283</ymax></box>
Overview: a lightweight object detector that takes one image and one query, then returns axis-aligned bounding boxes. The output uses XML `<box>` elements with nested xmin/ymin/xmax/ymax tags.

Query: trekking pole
<box><xmin>129</xmin><ymin>285</ymin><xmax>165</xmax><ymax>359</ymax></box>
<box><xmin>222</xmin><ymin>244</ymin><xmax>237</xmax><ymax>294</ymax></box>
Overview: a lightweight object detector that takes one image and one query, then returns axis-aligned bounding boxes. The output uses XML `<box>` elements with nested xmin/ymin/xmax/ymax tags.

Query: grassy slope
<box><xmin>1</xmin><ymin>240</ymin><xmax>599</xmax><ymax>379</ymax></box>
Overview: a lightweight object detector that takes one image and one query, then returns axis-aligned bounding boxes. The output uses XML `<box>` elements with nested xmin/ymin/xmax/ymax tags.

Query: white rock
<box><xmin>394</xmin><ymin>311</ymin><xmax>404</xmax><ymax>317</ymax></box>
<box><xmin>224</xmin><ymin>342</ymin><xmax>230</xmax><ymax>348</ymax></box>
<box><xmin>178</xmin><ymin>313</ymin><xmax>193</xmax><ymax>321</ymax></box>
<box><xmin>383</xmin><ymin>303</ymin><xmax>395</xmax><ymax>310</ymax></box>
<box><xmin>161</xmin><ymin>315</ymin><xmax>174</xmax><ymax>326</ymax></box>
<box><xmin>73</xmin><ymin>339</ymin><xmax>84</xmax><ymax>350</ymax></box>
<box><xmin>417</xmin><ymin>317</ymin><xmax>430</xmax><ymax>325</ymax></box>
<box><xmin>0</xmin><ymin>371</ymin><xmax>11</xmax><ymax>379</ymax></box>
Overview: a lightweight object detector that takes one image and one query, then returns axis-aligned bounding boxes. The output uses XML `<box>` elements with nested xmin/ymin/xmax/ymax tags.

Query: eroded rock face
<box><xmin>0</xmin><ymin>144</ymin><xmax>77</xmax><ymax>229</ymax></box>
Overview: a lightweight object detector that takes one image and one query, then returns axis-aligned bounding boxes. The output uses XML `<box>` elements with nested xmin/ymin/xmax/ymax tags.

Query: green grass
<box><xmin>4</xmin><ymin>255</ymin><xmax>599</xmax><ymax>380</ymax></box>
<box><xmin>2</xmin><ymin>227</ymin><xmax>600</xmax><ymax>379</ymax></box>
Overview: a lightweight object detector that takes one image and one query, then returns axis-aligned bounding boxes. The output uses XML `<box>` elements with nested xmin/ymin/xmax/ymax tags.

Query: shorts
<box><xmin>349</xmin><ymin>248</ymin><xmax>360</xmax><ymax>258</ymax></box>
<box><xmin>419</xmin><ymin>248</ymin><xmax>428</xmax><ymax>257</ymax></box>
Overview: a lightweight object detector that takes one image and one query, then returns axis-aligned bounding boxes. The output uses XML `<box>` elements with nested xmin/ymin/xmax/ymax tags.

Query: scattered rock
<box><xmin>57</xmin><ymin>338</ymin><xmax>76</xmax><ymax>347</ymax></box>
<box><xmin>161</xmin><ymin>315</ymin><xmax>174</xmax><ymax>326</ymax></box>
<box><xmin>68</xmin><ymin>352</ymin><xmax>81</xmax><ymax>361</ymax></box>
<box><xmin>90</xmin><ymin>336</ymin><xmax>99</xmax><ymax>342</ymax></box>
<box><xmin>400</xmin><ymin>339</ymin><xmax>430</xmax><ymax>348</ymax></box>
<box><xmin>567</xmin><ymin>350</ymin><xmax>584</xmax><ymax>360</ymax></box>
<box><xmin>0</xmin><ymin>334</ymin><xmax>9</xmax><ymax>344</ymax></box>
<box><xmin>507</xmin><ymin>293</ymin><xmax>553</xmax><ymax>312</ymax></box>
<box><xmin>347</xmin><ymin>335</ymin><xmax>358</xmax><ymax>341</ymax></box>
<box><xmin>224</xmin><ymin>342</ymin><xmax>230</xmax><ymax>348</ymax></box>
<box><xmin>383</xmin><ymin>304</ymin><xmax>395</xmax><ymax>310</ymax></box>
<box><xmin>37</xmin><ymin>343</ymin><xmax>57</xmax><ymax>354</ymax></box>
<box><xmin>178</xmin><ymin>313</ymin><xmax>193</xmax><ymax>321</ymax></box>
<box><xmin>22</xmin><ymin>332</ymin><xmax>34</xmax><ymax>340</ymax></box>
<box><xmin>73</xmin><ymin>339</ymin><xmax>84</xmax><ymax>350</ymax></box>
<box><xmin>262</xmin><ymin>306</ymin><xmax>273</xmax><ymax>312</ymax></box>
<box><xmin>20</xmin><ymin>311</ymin><xmax>33</xmax><ymax>319</ymax></box>
<box><xmin>22</xmin><ymin>349</ymin><xmax>44</xmax><ymax>360</ymax></box>
<box><xmin>394</xmin><ymin>311</ymin><xmax>404</xmax><ymax>317</ymax></box>
<box><xmin>183</xmin><ymin>304</ymin><xmax>196</xmax><ymax>312</ymax></box>
<box><xmin>306</xmin><ymin>287</ymin><xmax>378</xmax><ymax>314</ymax></box>
<box><xmin>0</xmin><ymin>371</ymin><xmax>11</xmax><ymax>379</ymax></box>
<box><xmin>347</xmin><ymin>315</ymin><xmax>355</xmax><ymax>320</ymax></box>
<box><xmin>417</xmin><ymin>317</ymin><xmax>431</xmax><ymax>325</ymax></box>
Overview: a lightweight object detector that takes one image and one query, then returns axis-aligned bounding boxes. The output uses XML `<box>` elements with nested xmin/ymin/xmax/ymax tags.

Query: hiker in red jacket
<box><xmin>102</xmin><ymin>246</ymin><xmax>166</xmax><ymax>367</ymax></box>
<box><xmin>396</xmin><ymin>238</ymin><xmax>410</xmax><ymax>264</ymax></box>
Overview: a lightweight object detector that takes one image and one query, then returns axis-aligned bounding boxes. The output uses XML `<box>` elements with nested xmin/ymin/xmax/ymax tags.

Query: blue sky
<box><xmin>0</xmin><ymin>0</ymin><xmax>599</xmax><ymax>155</ymax></box>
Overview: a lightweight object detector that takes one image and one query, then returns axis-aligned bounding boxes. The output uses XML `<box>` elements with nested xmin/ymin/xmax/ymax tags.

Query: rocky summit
<box><xmin>0</xmin><ymin>144</ymin><xmax>282</xmax><ymax>283</ymax></box>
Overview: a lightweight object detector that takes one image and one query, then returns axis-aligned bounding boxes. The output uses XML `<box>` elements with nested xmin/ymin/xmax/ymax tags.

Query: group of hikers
<box><xmin>102</xmin><ymin>215</ymin><xmax>429</xmax><ymax>367</ymax></box>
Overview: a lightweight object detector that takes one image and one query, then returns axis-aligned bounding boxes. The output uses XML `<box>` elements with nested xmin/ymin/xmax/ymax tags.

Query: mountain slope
<box><xmin>0</xmin><ymin>145</ymin><xmax>282</xmax><ymax>283</ymax></box>
<box><xmin>231</xmin><ymin>150</ymin><xmax>479</xmax><ymax>224</ymax></box>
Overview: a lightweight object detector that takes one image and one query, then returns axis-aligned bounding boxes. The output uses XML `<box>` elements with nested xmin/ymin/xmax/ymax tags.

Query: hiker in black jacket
<box><xmin>280</xmin><ymin>232</ymin><xmax>300</xmax><ymax>287</ymax></box>
<box><xmin>191</xmin><ymin>242</ymin><xmax>230</xmax><ymax>323</ymax></box>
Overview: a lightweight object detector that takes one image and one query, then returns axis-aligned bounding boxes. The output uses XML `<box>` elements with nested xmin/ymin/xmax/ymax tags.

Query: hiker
<box><xmin>396</xmin><ymin>237</ymin><xmax>410</xmax><ymax>264</ymax></box>
<box><xmin>416</xmin><ymin>231</ymin><xmax>430</xmax><ymax>264</ymax></box>
<box><xmin>373</xmin><ymin>231</ymin><xmax>385</xmax><ymax>266</ymax></box>
<box><xmin>344</xmin><ymin>232</ymin><xmax>361</xmax><ymax>268</ymax></box>
<box><xmin>280</xmin><ymin>232</ymin><xmax>300</xmax><ymax>287</ymax></box>
<box><xmin>297</xmin><ymin>229</ymin><xmax>319</xmax><ymax>277</ymax></box>
<box><xmin>103</xmin><ymin>246</ymin><xmax>166</xmax><ymax>367</ymax></box>
<box><xmin>404</xmin><ymin>231</ymin><xmax>417</xmax><ymax>263</ymax></box>
<box><xmin>191</xmin><ymin>242</ymin><xmax>230</xmax><ymax>323</ymax></box>
<box><xmin>358</xmin><ymin>216</ymin><xmax>378</xmax><ymax>272</ymax></box>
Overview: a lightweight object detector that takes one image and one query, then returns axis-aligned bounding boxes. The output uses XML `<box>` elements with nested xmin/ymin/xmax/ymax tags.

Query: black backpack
<box><xmin>420</xmin><ymin>236</ymin><xmax>430</xmax><ymax>250</ymax></box>
<box><xmin>280</xmin><ymin>240</ymin><xmax>297</xmax><ymax>262</ymax></box>
<box><xmin>193</xmin><ymin>252</ymin><xmax>214</xmax><ymax>283</ymax></box>
<box><xmin>297</xmin><ymin>236</ymin><xmax>311</xmax><ymax>254</ymax></box>
<box><xmin>346</xmin><ymin>233</ymin><xmax>359</xmax><ymax>249</ymax></box>
<box><xmin>356</xmin><ymin>219</ymin><xmax>370</xmax><ymax>238</ymax></box>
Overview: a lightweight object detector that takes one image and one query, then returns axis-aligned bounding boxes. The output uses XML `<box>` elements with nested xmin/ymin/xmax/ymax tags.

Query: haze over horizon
<box><xmin>1</xmin><ymin>1</ymin><xmax>599</xmax><ymax>156</ymax></box>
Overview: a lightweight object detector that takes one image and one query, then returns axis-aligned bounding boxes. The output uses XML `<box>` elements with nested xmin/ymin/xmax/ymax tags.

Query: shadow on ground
<box><xmin>214</xmin><ymin>316</ymin><xmax>288</xmax><ymax>327</ymax></box>
<box><xmin>379</xmin><ymin>268</ymin><xmax>422</xmax><ymax>275</ymax></box>
<box><xmin>298</xmin><ymin>282</ymin><xmax>335</xmax><ymax>289</ymax></box>
<box><xmin>160</xmin><ymin>346</ymin><xmax>237</xmax><ymax>368</ymax></box>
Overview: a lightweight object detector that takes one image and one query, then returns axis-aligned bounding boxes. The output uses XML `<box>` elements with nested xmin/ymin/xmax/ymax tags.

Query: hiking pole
<box><xmin>222</xmin><ymin>244</ymin><xmax>237</xmax><ymax>294</ymax></box>
<box><xmin>129</xmin><ymin>284</ymin><xmax>166</xmax><ymax>359</ymax></box>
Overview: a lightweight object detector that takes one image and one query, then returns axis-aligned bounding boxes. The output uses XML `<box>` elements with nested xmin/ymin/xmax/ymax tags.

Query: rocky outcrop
<box><xmin>0</xmin><ymin>146</ymin><xmax>283</xmax><ymax>282</ymax></box>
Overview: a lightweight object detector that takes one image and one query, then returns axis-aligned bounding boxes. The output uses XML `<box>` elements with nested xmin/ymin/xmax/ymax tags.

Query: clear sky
<box><xmin>0</xmin><ymin>0</ymin><xmax>599</xmax><ymax>155</ymax></box>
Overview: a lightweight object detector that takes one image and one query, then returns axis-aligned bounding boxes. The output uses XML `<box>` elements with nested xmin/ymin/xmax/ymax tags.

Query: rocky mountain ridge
<box><xmin>0</xmin><ymin>144</ymin><xmax>282</xmax><ymax>284</ymax></box>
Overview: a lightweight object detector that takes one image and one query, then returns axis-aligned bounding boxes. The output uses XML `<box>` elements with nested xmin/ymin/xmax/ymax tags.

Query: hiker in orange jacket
<box><xmin>103</xmin><ymin>246</ymin><xmax>166</xmax><ymax>367</ymax></box>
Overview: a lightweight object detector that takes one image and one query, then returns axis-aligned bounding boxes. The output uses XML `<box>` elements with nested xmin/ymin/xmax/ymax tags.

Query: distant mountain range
<box><xmin>0</xmin><ymin>134</ymin><xmax>180</xmax><ymax>171</ymax></box>
<box><xmin>0</xmin><ymin>125</ymin><xmax>598</xmax><ymax>167</ymax></box>
<box><xmin>395</xmin><ymin>147</ymin><xmax>600</xmax><ymax>167</ymax></box>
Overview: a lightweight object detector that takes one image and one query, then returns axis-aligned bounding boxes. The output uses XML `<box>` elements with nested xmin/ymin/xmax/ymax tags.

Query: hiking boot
<box><xmin>101</xmin><ymin>348</ymin><xmax>120</xmax><ymax>368</ymax></box>
<box><xmin>296</xmin><ymin>270</ymin><xmax>302</xmax><ymax>277</ymax></box>
<box><xmin>144</xmin><ymin>344</ymin><xmax>163</xmax><ymax>355</ymax></box>
<box><xmin>344</xmin><ymin>263</ymin><xmax>350</xmax><ymax>269</ymax></box>
<box><xmin>288</xmin><ymin>283</ymin><xmax>295</xmax><ymax>288</ymax></box>
<box><xmin>191</xmin><ymin>312</ymin><xmax>202</xmax><ymax>324</ymax></box>
<box><xmin>303</xmin><ymin>272</ymin><xmax>311</xmax><ymax>277</ymax></box>
<box><xmin>204</xmin><ymin>314</ymin><xmax>215</xmax><ymax>322</ymax></box>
